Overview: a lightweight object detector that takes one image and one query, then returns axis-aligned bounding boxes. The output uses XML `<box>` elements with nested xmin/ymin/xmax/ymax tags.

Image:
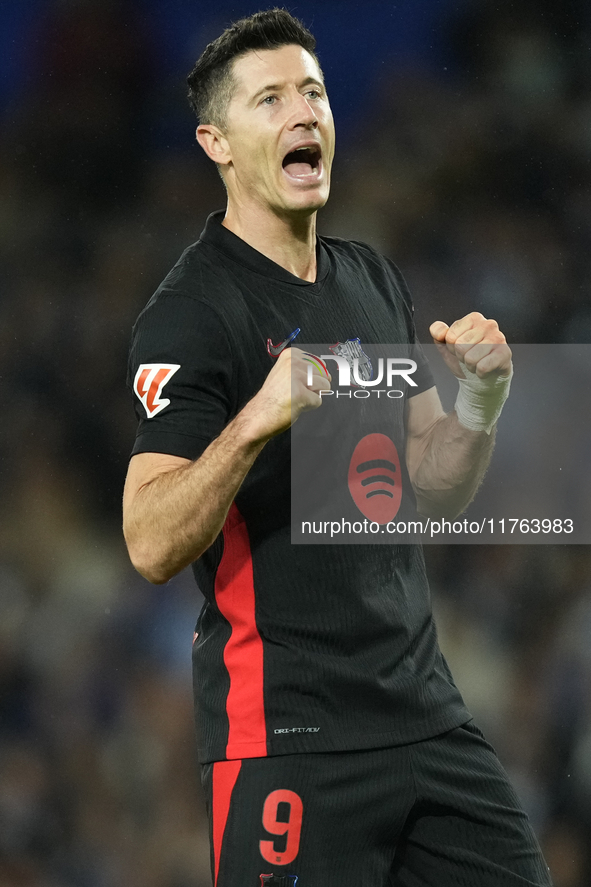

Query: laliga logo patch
<box><xmin>133</xmin><ymin>363</ymin><xmax>180</xmax><ymax>418</ymax></box>
<box><xmin>348</xmin><ymin>433</ymin><xmax>402</xmax><ymax>524</ymax></box>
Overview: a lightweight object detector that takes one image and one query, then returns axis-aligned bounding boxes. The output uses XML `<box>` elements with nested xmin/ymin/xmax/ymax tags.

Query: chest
<box><xmin>219</xmin><ymin>263</ymin><xmax>412</xmax><ymax>415</ymax></box>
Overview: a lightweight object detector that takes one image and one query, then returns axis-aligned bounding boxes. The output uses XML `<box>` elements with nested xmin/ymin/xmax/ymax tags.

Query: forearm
<box><xmin>406</xmin><ymin>311</ymin><xmax>512</xmax><ymax>517</ymax></box>
<box><xmin>410</xmin><ymin>411</ymin><xmax>496</xmax><ymax>519</ymax></box>
<box><xmin>124</xmin><ymin>409</ymin><xmax>267</xmax><ymax>583</ymax></box>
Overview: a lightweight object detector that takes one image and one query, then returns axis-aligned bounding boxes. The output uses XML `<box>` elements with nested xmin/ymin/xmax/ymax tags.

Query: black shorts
<box><xmin>200</xmin><ymin>720</ymin><xmax>553</xmax><ymax>887</ymax></box>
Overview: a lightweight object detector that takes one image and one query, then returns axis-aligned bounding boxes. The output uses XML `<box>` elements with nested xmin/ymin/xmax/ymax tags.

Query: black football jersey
<box><xmin>128</xmin><ymin>211</ymin><xmax>470</xmax><ymax>763</ymax></box>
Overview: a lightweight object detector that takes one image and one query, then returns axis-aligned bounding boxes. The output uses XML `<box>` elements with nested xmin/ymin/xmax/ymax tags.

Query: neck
<box><xmin>222</xmin><ymin>200</ymin><xmax>318</xmax><ymax>282</ymax></box>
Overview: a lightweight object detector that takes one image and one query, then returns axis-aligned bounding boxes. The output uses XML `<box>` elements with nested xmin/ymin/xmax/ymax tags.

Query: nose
<box><xmin>289</xmin><ymin>91</ymin><xmax>318</xmax><ymax>129</ymax></box>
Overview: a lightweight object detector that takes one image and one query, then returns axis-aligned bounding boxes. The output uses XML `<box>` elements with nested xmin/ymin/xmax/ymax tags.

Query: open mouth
<box><xmin>282</xmin><ymin>144</ymin><xmax>322</xmax><ymax>180</ymax></box>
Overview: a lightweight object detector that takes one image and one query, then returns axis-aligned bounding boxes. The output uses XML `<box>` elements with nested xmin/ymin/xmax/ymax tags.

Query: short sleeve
<box><xmin>127</xmin><ymin>292</ymin><xmax>234</xmax><ymax>460</ymax></box>
<box><xmin>382</xmin><ymin>256</ymin><xmax>435</xmax><ymax>397</ymax></box>
<box><xmin>404</xmin><ymin>340</ymin><xmax>434</xmax><ymax>397</ymax></box>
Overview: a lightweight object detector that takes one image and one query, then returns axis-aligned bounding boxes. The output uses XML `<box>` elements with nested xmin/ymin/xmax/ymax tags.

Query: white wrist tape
<box><xmin>454</xmin><ymin>362</ymin><xmax>513</xmax><ymax>434</ymax></box>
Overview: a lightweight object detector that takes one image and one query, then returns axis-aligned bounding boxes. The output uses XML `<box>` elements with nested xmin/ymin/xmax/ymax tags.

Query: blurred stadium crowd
<box><xmin>2</xmin><ymin>0</ymin><xmax>591</xmax><ymax>884</ymax></box>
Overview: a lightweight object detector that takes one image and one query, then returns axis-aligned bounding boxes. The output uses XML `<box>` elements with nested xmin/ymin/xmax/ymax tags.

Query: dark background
<box><xmin>2</xmin><ymin>2</ymin><xmax>591</xmax><ymax>885</ymax></box>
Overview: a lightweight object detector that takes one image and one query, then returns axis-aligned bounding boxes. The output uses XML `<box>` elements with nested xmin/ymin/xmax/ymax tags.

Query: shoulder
<box><xmin>320</xmin><ymin>234</ymin><xmax>402</xmax><ymax>278</ymax></box>
<box><xmin>132</xmin><ymin>239</ymin><xmax>245</xmax><ymax>339</ymax></box>
<box><xmin>320</xmin><ymin>233</ymin><xmax>384</xmax><ymax>259</ymax></box>
<box><xmin>127</xmin><ymin>274</ymin><xmax>235</xmax><ymax>404</ymax></box>
<box><xmin>129</xmin><ymin>261</ymin><xmax>234</xmax><ymax>369</ymax></box>
<box><xmin>320</xmin><ymin>234</ymin><xmax>414</xmax><ymax>309</ymax></box>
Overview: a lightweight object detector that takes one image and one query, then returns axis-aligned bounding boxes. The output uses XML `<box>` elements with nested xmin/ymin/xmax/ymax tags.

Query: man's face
<box><xmin>221</xmin><ymin>44</ymin><xmax>335</xmax><ymax>216</ymax></box>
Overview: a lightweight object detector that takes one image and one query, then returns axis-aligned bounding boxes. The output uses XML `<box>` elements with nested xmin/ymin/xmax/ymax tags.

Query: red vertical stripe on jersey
<box><xmin>215</xmin><ymin>502</ymin><xmax>267</xmax><ymax>759</ymax></box>
<box><xmin>212</xmin><ymin>759</ymin><xmax>242</xmax><ymax>886</ymax></box>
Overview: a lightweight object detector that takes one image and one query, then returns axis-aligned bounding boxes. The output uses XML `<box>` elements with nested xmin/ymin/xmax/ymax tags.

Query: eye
<box><xmin>262</xmin><ymin>95</ymin><xmax>277</xmax><ymax>105</ymax></box>
<box><xmin>306</xmin><ymin>89</ymin><xmax>321</xmax><ymax>100</ymax></box>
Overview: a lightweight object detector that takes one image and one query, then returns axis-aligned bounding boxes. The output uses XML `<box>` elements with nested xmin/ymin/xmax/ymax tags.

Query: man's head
<box><xmin>187</xmin><ymin>8</ymin><xmax>335</xmax><ymax>217</ymax></box>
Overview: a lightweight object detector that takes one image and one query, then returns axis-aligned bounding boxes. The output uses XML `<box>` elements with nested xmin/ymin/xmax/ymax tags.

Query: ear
<box><xmin>196</xmin><ymin>124</ymin><xmax>232</xmax><ymax>169</ymax></box>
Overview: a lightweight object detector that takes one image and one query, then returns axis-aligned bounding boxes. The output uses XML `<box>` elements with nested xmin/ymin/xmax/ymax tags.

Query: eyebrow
<box><xmin>250</xmin><ymin>76</ymin><xmax>325</xmax><ymax>104</ymax></box>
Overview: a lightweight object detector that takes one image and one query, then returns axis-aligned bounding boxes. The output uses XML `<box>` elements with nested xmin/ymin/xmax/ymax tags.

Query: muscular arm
<box><xmin>405</xmin><ymin>387</ymin><xmax>496</xmax><ymax>518</ymax></box>
<box><xmin>123</xmin><ymin>348</ymin><xmax>330</xmax><ymax>584</ymax></box>
<box><xmin>405</xmin><ymin>312</ymin><xmax>512</xmax><ymax>519</ymax></box>
<box><xmin>123</xmin><ymin>415</ymin><xmax>265</xmax><ymax>584</ymax></box>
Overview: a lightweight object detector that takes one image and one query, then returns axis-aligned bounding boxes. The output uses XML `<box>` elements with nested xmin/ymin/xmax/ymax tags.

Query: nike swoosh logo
<box><xmin>267</xmin><ymin>327</ymin><xmax>301</xmax><ymax>357</ymax></box>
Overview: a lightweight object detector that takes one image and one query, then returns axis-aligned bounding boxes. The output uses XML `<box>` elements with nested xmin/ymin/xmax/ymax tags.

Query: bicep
<box><xmin>406</xmin><ymin>386</ymin><xmax>446</xmax><ymax>437</ymax></box>
<box><xmin>405</xmin><ymin>386</ymin><xmax>446</xmax><ymax>478</ymax></box>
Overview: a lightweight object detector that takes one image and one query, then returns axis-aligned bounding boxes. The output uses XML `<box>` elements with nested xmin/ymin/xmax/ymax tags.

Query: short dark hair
<box><xmin>187</xmin><ymin>8</ymin><xmax>320</xmax><ymax>129</ymax></box>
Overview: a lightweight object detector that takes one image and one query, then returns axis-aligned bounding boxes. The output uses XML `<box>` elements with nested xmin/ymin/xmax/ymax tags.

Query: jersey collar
<box><xmin>199</xmin><ymin>211</ymin><xmax>330</xmax><ymax>287</ymax></box>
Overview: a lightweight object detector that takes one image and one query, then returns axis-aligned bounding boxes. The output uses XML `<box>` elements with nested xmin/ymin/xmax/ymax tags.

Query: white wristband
<box><xmin>454</xmin><ymin>362</ymin><xmax>513</xmax><ymax>434</ymax></box>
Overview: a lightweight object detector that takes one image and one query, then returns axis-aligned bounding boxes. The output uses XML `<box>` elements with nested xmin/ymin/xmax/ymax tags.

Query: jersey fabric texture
<box><xmin>128</xmin><ymin>211</ymin><xmax>471</xmax><ymax>764</ymax></box>
<box><xmin>201</xmin><ymin>721</ymin><xmax>553</xmax><ymax>887</ymax></box>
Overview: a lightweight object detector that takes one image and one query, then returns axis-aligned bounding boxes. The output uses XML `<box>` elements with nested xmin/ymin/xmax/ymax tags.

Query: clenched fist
<box><xmin>241</xmin><ymin>347</ymin><xmax>332</xmax><ymax>443</ymax></box>
<box><xmin>430</xmin><ymin>312</ymin><xmax>512</xmax><ymax>380</ymax></box>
